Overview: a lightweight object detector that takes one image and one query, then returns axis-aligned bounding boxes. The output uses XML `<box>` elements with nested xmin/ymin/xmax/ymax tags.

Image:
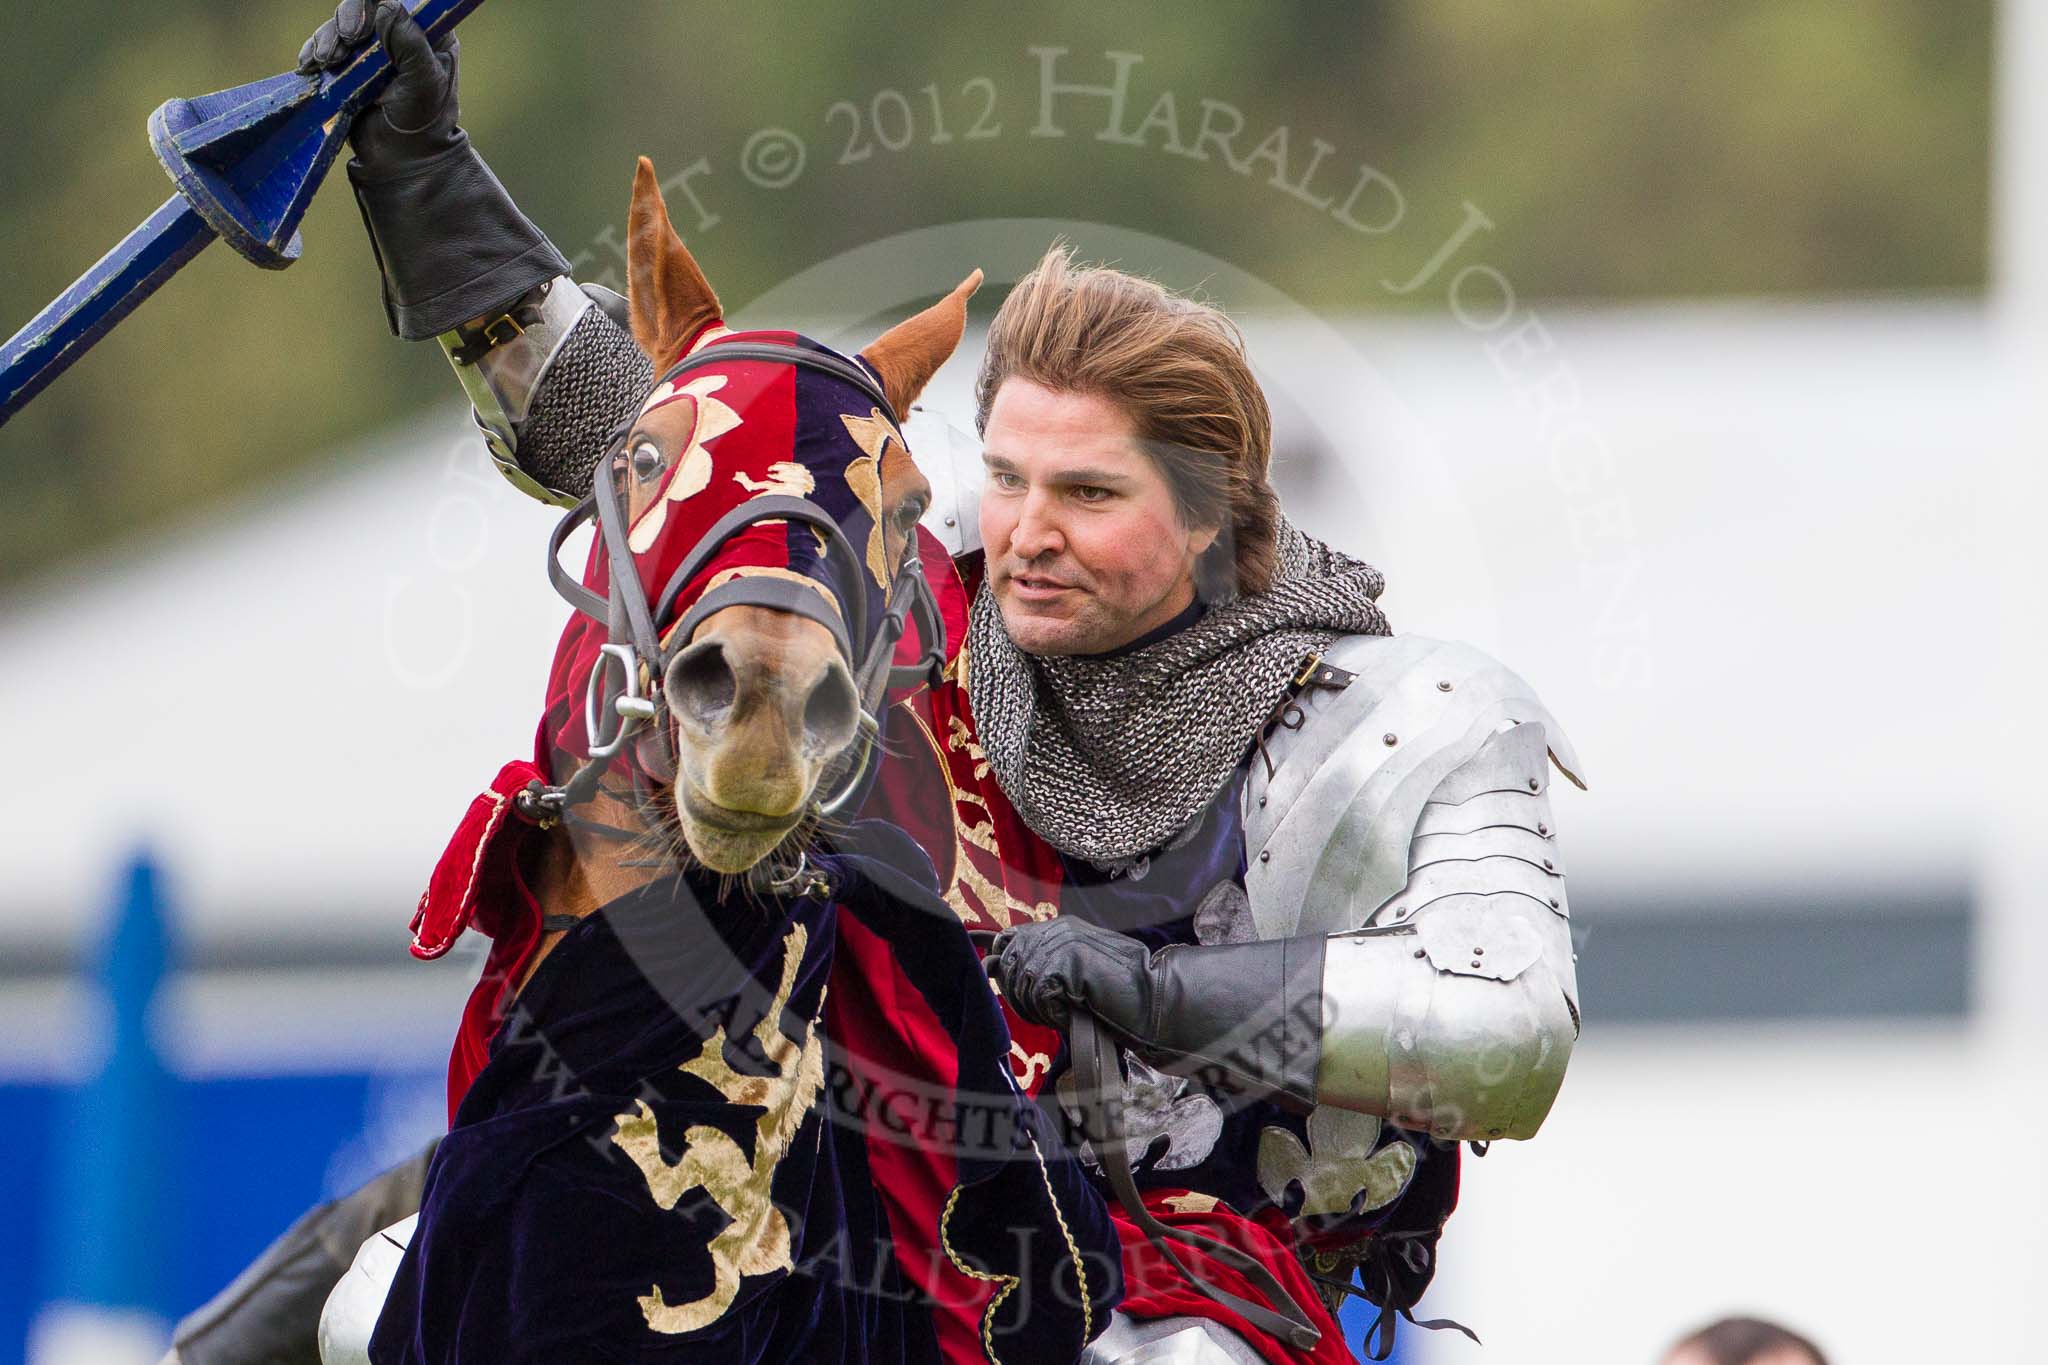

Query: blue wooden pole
<box><xmin>0</xmin><ymin>201</ymin><xmax>216</xmax><ymax>424</ymax></box>
<box><xmin>0</xmin><ymin>0</ymin><xmax>488</xmax><ymax>426</ymax></box>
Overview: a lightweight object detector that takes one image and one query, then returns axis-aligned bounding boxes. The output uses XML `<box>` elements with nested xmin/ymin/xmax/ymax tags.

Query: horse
<box><xmin>349</xmin><ymin>159</ymin><xmax>1119</xmax><ymax>1365</ymax></box>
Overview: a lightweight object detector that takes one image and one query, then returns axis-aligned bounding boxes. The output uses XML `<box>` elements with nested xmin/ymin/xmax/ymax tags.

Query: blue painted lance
<box><xmin>0</xmin><ymin>0</ymin><xmax>489</xmax><ymax>426</ymax></box>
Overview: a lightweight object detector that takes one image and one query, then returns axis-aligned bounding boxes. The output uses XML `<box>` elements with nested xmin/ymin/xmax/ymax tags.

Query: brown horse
<box><xmin>515</xmin><ymin>157</ymin><xmax>981</xmax><ymax>991</ymax></box>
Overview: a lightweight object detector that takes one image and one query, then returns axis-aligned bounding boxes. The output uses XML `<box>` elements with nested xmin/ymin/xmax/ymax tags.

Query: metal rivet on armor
<box><xmin>1259</xmin><ymin>795</ymin><xmax>1268</xmax><ymax>807</ymax></box>
<box><xmin>1488</xmin><ymin>1127</ymin><xmax>1503</xmax><ymax>1138</ymax></box>
<box><xmin>1549</xmin><ymin>898</ymin><xmax>1560</xmax><ymax>909</ymax></box>
<box><xmin>1529</xmin><ymin>778</ymin><xmax>1540</xmax><ymax>791</ymax></box>
<box><xmin>1538</xmin><ymin>823</ymin><xmax>1549</xmax><ymax>836</ymax></box>
<box><xmin>1393</xmin><ymin>906</ymin><xmax>1409</xmax><ymax>918</ymax></box>
<box><xmin>1473</xmin><ymin>946</ymin><xmax>1484</xmax><ymax>955</ymax></box>
<box><xmin>1259</xmin><ymin>850</ymin><xmax>1271</xmax><ymax>862</ymax></box>
<box><xmin>1414</xmin><ymin>948</ymin><xmax>1426</xmax><ymax>959</ymax></box>
<box><xmin>943</xmin><ymin>515</ymin><xmax>956</xmax><ymax>527</ymax></box>
<box><xmin>1437</xmin><ymin>680</ymin><xmax>1452</xmax><ymax>692</ymax></box>
<box><xmin>1470</xmin><ymin>960</ymin><xmax>1482</xmax><ymax>969</ymax></box>
<box><xmin>1543</xmin><ymin>858</ymin><xmax>1554</xmax><ymax>870</ymax></box>
<box><xmin>1383</xmin><ymin>733</ymin><xmax>1398</xmax><ymax>746</ymax></box>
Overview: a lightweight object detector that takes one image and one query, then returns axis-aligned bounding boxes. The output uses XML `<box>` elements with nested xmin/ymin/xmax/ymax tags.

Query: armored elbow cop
<box><xmin>1243</xmin><ymin>635</ymin><xmax>1587</xmax><ymax>1143</ymax></box>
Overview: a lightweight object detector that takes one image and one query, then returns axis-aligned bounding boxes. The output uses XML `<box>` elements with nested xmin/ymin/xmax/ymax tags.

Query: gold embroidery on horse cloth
<box><xmin>732</xmin><ymin>460</ymin><xmax>816</xmax><ymax>498</ymax></box>
<box><xmin>838</xmin><ymin>409</ymin><xmax>898</xmax><ymax>588</ymax></box>
<box><xmin>946</xmin><ymin>715</ymin><xmax>990</xmax><ymax>781</ymax></box>
<box><xmin>936</xmin><ymin>1129</ymin><xmax>1095</xmax><ymax>1363</ymax></box>
<box><xmin>609</xmin><ymin>922</ymin><xmax>829</xmax><ymax>1335</ymax></box>
<box><xmin>901</xmin><ymin>705</ymin><xmax>1056</xmax><ymax>935</ymax></box>
<box><xmin>627</xmin><ymin>374</ymin><xmax>740</xmax><ymax>553</ymax></box>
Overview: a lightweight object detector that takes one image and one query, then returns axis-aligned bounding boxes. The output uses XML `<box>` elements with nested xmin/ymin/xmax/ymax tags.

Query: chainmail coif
<box><xmin>967</xmin><ymin>521</ymin><xmax>1391</xmax><ymax>864</ymax></box>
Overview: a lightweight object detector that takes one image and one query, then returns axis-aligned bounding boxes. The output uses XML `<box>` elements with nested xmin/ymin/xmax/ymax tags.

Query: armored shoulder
<box><xmin>1243</xmin><ymin>634</ymin><xmax>1586</xmax><ymax>1141</ymax></box>
<box><xmin>1243</xmin><ymin>633</ymin><xmax>1584</xmax><ymax>937</ymax></box>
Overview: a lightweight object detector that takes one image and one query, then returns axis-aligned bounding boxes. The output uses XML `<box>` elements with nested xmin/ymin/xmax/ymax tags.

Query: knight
<box><xmin>168</xmin><ymin>6</ymin><xmax>1584</xmax><ymax>1362</ymax></box>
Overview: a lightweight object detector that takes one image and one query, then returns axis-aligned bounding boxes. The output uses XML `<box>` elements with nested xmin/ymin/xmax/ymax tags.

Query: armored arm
<box><xmin>303</xmin><ymin>1</ymin><xmax>653</xmax><ymax>506</ymax></box>
<box><xmin>990</xmin><ymin>635</ymin><xmax>1584</xmax><ymax>1143</ymax></box>
<box><xmin>1305</xmin><ymin>715</ymin><xmax>1579</xmax><ymax>1141</ymax></box>
<box><xmin>1249</xmin><ymin>634</ymin><xmax>1584</xmax><ymax>1142</ymax></box>
<box><xmin>438</xmin><ymin>279</ymin><xmax>653</xmax><ymax>506</ymax></box>
<box><xmin>309</xmin><ymin>5</ymin><xmax>995</xmax><ymax>531</ymax></box>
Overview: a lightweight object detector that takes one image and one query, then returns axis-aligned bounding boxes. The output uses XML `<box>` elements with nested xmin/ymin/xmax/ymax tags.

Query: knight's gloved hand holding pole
<box><xmin>301</xmin><ymin>0</ymin><xmax>566</xmax><ymax>342</ymax></box>
<box><xmin>302</xmin><ymin>0</ymin><xmax>653</xmax><ymax>507</ymax></box>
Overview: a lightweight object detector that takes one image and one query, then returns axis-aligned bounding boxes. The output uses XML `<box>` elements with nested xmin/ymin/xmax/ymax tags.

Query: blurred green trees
<box><xmin>0</xmin><ymin>0</ymin><xmax>1989</xmax><ymax>584</ymax></box>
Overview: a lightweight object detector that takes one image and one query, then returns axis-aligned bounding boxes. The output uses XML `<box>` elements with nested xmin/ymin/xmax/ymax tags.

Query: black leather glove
<box><xmin>986</xmin><ymin>918</ymin><xmax>1325</xmax><ymax>1107</ymax></box>
<box><xmin>301</xmin><ymin>0</ymin><xmax>461</xmax><ymax>163</ymax></box>
<box><xmin>988</xmin><ymin>917</ymin><xmax>1152</xmax><ymax>1034</ymax></box>
<box><xmin>164</xmin><ymin>1138</ymin><xmax>438</xmax><ymax>1365</ymax></box>
<box><xmin>298</xmin><ymin>0</ymin><xmax>568</xmax><ymax>338</ymax></box>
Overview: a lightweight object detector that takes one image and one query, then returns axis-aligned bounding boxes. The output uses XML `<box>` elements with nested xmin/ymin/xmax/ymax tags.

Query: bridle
<box><xmin>520</xmin><ymin>340</ymin><xmax>947</xmax><ymax>841</ymax></box>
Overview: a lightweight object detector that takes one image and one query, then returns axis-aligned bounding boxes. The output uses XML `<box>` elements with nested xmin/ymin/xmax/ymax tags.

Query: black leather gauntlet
<box><xmin>301</xmin><ymin>0</ymin><xmax>568</xmax><ymax>338</ymax></box>
<box><xmin>987</xmin><ymin>917</ymin><xmax>1326</xmax><ymax>1109</ymax></box>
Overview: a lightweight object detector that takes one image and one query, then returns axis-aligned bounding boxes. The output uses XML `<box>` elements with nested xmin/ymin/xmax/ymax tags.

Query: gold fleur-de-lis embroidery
<box><xmin>838</xmin><ymin>409</ymin><xmax>898</xmax><ymax>588</ymax></box>
<box><xmin>732</xmin><ymin>461</ymin><xmax>816</xmax><ymax>498</ymax></box>
<box><xmin>610</xmin><ymin>922</ymin><xmax>828</xmax><ymax>1335</ymax></box>
<box><xmin>629</xmin><ymin>375</ymin><xmax>743</xmax><ymax>552</ymax></box>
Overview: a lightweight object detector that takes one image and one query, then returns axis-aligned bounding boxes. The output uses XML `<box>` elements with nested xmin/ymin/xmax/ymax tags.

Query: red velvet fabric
<box><xmin>1108</xmin><ymin>1197</ymin><xmax>1351</xmax><ymax>1365</ymax></box>
<box><xmin>408</xmin><ymin>758</ymin><xmax>548</xmax><ymax>1122</ymax></box>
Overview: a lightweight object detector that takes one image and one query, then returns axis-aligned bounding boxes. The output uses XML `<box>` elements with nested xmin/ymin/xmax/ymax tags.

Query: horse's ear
<box><xmin>627</xmin><ymin>157</ymin><xmax>722</xmax><ymax>364</ymax></box>
<box><xmin>860</xmin><ymin>269</ymin><xmax>983</xmax><ymax>417</ymax></box>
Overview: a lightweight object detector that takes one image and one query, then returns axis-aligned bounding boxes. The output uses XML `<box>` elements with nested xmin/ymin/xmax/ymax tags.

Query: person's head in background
<box><xmin>1662</xmin><ymin>1315</ymin><xmax>1828</xmax><ymax>1365</ymax></box>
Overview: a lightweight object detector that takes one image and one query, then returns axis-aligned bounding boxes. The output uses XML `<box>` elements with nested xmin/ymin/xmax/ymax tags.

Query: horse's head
<box><xmin>548</xmin><ymin>158</ymin><xmax>977</xmax><ymax>875</ymax></box>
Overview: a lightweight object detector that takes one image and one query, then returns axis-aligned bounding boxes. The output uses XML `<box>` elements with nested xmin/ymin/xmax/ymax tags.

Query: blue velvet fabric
<box><xmin>371</xmin><ymin>824</ymin><xmax>1120</xmax><ymax>1363</ymax></box>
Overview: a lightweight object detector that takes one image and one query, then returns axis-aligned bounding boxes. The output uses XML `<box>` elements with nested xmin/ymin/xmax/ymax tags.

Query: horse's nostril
<box><xmin>803</xmin><ymin>663</ymin><xmax>860</xmax><ymax>751</ymax></box>
<box><xmin>667</xmin><ymin>641</ymin><xmax>737</xmax><ymax>723</ymax></box>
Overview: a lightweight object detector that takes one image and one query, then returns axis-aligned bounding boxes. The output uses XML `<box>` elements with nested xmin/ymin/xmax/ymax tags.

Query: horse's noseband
<box><xmin>525</xmin><ymin>340</ymin><xmax>947</xmax><ymax>837</ymax></box>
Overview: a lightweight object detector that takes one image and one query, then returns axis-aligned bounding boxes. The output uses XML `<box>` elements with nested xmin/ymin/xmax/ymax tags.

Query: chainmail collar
<box><xmin>967</xmin><ymin>521</ymin><xmax>1391</xmax><ymax>864</ymax></box>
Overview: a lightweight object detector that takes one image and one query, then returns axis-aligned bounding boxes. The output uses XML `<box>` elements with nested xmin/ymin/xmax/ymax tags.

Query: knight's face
<box><xmin>981</xmin><ymin>378</ymin><xmax>1217</xmax><ymax>657</ymax></box>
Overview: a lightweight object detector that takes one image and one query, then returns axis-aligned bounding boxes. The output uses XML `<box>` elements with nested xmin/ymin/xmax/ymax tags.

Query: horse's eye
<box><xmin>894</xmin><ymin>496</ymin><xmax>929</xmax><ymax>530</ymax></box>
<box><xmin>629</xmin><ymin>440</ymin><xmax>665</xmax><ymax>483</ymax></box>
